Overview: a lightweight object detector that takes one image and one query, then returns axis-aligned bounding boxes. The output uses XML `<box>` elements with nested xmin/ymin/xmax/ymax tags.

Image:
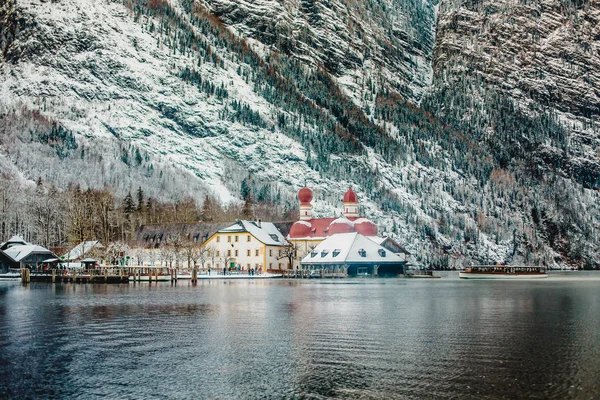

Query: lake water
<box><xmin>1</xmin><ymin>272</ymin><xmax>599</xmax><ymax>399</ymax></box>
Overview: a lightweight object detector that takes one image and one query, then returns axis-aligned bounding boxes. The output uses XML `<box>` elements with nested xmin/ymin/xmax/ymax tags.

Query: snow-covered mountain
<box><xmin>1</xmin><ymin>0</ymin><xmax>599</xmax><ymax>267</ymax></box>
<box><xmin>198</xmin><ymin>0</ymin><xmax>436</xmax><ymax>104</ymax></box>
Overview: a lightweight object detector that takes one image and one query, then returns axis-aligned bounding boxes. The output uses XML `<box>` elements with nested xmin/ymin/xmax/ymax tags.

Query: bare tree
<box><xmin>105</xmin><ymin>241</ymin><xmax>130</xmax><ymax>266</ymax></box>
<box><xmin>219</xmin><ymin>248</ymin><xmax>235</xmax><ymax>273</ymax></box>
<box><xmin>198</xmin><ymin>244</ymin><xmax>210</xmax><ymax>269</ymax></box>
<box><xmin>277</xmin><ymin>242</ymin><xmax>299</xmax><ymax>270</ymax></box>
<box><xmin>166</xmin><ymin>234</ymin><xmax>184</xmax><ymax>268</ymax></box>
<box><xmin>203</xmin><ymin>244</ymin><xmax>218</xmax><ymax>271</ymax></box>
<box><xmin>182</xmin><ymin>240</ymin><xmax>200</xmax><ymax>269</ymax></box>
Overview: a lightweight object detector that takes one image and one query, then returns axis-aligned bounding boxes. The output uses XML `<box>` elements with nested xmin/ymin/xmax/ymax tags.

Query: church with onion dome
<box><xmin>288</xmin><ymin>186</ymin><xmax>382</xmax><ymax>269</ymax></box>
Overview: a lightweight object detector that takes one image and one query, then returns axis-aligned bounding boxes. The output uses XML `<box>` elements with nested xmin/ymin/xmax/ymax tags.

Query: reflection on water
<box><xmin>1</xmin><ymin>273</ymin><xmax>599</xmax><ymax>399</ymax></box>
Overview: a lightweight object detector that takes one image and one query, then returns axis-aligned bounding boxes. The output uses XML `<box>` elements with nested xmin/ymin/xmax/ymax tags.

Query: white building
<box><xmin>62</xmin><ymin>241</ymin><xmax>104</xmax><ymax>262</ymax></box>
<box><xmin>301</xmin><ymin>232</ymin><xmax>406</xmax><ymax>277</ymax></box>
<box><xmin>202</xmin><ymin>220</ymin><xmax>290</xmax><ymax>272</ymax></box>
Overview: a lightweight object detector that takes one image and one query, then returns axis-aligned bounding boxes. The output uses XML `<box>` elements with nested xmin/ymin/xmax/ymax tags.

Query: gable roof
<box><xmin>133</xmin><ymin>222</ymin><xmax>232</xmax><ymax>247</ymax></box>
<box><xmin>301</xmin><ymin>232</ymin><xmax>404</xmax><ymax>265</ymax></box>
<box><xmin>62</xmin><ymin>241</ymin><xmax>104</xmax><ymax>261</ymax></box>
<box><xmin>369</xmin><ymin>236</ymin><xmax>410</xmax><ymax>255</ymax></box>
<box><xmin>219</xmin><ymin>220</ymin><xmax>288</xmax><ymax>246</ymax></box>
<box><xmin>0</xmin><ymin>235</ymin><xmax>28</xmax><ymax>250</ymax></box>
<box><xmin>3</xmin><ymin>244</ymin><xmax>56</xmax><ymax>262</ymax></box>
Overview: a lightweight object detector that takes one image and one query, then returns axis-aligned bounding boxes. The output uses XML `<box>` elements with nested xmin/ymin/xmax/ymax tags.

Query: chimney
<box><xmin>257</xmin><ymin>218</ymin><xmax>262</xmax><ymax>228</ymax></box>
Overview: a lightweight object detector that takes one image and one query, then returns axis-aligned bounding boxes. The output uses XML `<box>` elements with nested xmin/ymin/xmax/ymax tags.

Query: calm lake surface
<box><xmin>1</xmin><ymin>272</ymin><xmax>599</xmax><ymax>399</ymax></box>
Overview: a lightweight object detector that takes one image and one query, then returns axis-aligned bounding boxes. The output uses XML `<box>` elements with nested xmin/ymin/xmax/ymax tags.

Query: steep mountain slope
<box><xmin>430</xmin><ymin>0</ymin><xmax>600</xmax><ymax>187</ymax></box>
<box><xmin>1</xmin><ymin>0</ymin><xmax>599</xmax><ymax>267</ymax></box>
<box><xmin>198</xmin><ymin>0</ymin><xmax>436</xmax><ymax>104</ymax></box>
<box><xmin>435</xmin><ymin>0</ymin><xmax>600</xmax><ymax>121</ymax></box>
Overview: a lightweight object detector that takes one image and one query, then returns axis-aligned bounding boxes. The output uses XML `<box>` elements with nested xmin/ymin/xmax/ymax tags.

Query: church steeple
<box><xmin>343</xmin><ymin>187</ymin><xmax>358</xmax><ymax>218</ymax></box>
<box><xmin>298</xmin><ymin>186</ymin><xmax>313</xmax><ymax>221</ymax></box>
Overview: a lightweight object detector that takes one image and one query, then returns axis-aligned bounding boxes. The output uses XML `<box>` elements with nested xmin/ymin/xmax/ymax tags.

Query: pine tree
<box><xmin>240</xmin><ymin>178</ymin><xmax>251</xmax><ymax>200</ymax></box>
<box><xmin>200</xmin><ymin>195</ymin><xmax>213</xmax><ymax>222</ymax></box>
<box><xmin>124</xmin><ymin>192</ymin><xmax>135</xmax><ymax>216</ymax></box>
<box><xmin>242</xmin><ymin>196</ymin><xmax>254</xmax><ymax>220</ymax></box>
<box><xmin>136</xmin><ymin>186</ymin><xmax>144</xmax><ymax>211</ymax></box>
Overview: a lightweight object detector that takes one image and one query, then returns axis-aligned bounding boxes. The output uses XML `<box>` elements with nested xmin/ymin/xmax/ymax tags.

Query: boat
<box><xmin>459</xmin><ymin>265</ymin><xmax>548</xmax><ymax>279</ymax></box>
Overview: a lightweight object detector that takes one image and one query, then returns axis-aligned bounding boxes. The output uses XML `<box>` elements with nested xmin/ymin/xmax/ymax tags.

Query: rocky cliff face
<box><xmin>199</xmin><ymin>0</ymin><xmax>436</xmax><ymax>104</ymax></box>
<box><xmin>435</xmin><ymin>0</ymin><xmax>600</xmax><ymax>121</ymax></box>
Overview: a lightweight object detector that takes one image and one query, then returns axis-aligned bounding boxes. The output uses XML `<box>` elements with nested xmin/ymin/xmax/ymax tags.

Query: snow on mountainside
<box><xmin>1</xmin><ymin>0</ymin><xmax>424</xmax><ymax>216</ymax></box>
<box><xmin>1</xmin><ymin>0</ymin><xmax>599</xmax><ymax>267</ymax></box>
<box><xmin>1</xmin><ymin>0</ymin><xmax>306</xmax><ymax>202</ymax></box>
<box><xmin>432</xmin><ymin>0</ymin><xmax>600</xmax><ymax>183</ymax></box>
<box><xmin>436</xmin><ymin>0</ymin><xmax>600</xmax><ymax>121</ymax></box>
<box><xmin>197</xmin><ymin>0</ymin><xmax>437</xmax><ymax>106</ymax></box>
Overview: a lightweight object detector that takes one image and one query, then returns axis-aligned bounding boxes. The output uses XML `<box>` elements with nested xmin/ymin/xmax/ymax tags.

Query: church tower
<box><xmin>298</xmin><ymin>186</ymin><xmax>313</xmax><ymax>221</ymax></box>
<box><xmin>343</xmin><ymin>187</ymin><xmax>359</xmax><ymax>218</ymax></box>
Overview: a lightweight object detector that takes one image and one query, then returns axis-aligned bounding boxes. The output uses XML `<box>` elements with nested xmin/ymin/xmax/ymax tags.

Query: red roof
<box><xmin>354</xmin><ymin>219</ymin><xmax>378</xmax><ymax>236</ymax></box>
<box><xmin>343</xmin><ymin>187</ymin><xmax>358</xmax><ymax>203</ymax></box>
<box><xmin>288</xmin><ymin>217</ymin><xmax>377</xmax><ymax>239</ymax></box>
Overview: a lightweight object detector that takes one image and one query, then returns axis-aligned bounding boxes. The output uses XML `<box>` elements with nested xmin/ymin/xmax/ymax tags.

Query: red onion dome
<box><xmin>328</xmin><ymin>218</ymin><xmax>354</xmax><ymax>235</ymax></box>
<box><xmin>343</xmin><ymin>187</ymin><xmax>358</xmax><ymax>203</ymax></box>
<box><xmin>289</xmin><ymin>221</ymin><xmax>312</xmax><ymax>238</ymax></box>
<box><xmin>298</xmin><ymin>186</ymin><xmax>313</xmax><ymax>205</ymax></box>
<box><xmin>354</xmin><ymin>218</ymin><xmax>378</xmax><ymax>236</ymax></box>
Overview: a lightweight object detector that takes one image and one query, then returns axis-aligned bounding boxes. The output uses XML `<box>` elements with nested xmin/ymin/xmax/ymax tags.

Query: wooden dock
<box><xmin>21</xmin><ymin>268</ymin><xmax>129</xmax><ymax>284</ymax></box>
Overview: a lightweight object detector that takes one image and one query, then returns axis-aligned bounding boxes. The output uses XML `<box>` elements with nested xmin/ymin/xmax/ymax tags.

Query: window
<box><xmin>378</xmin><ymin>249</ymin><xmax>386</xmax><ymax>257</ymax></box>
<box><xmin>321</xmin><ymin>250</ymin><xmax>329</xmax><ymax>257</ymax></box>
<box><xmin>358</xmin><ymin>249</ymin><xmax>366</xmax><ymax>257</ymax></box>
<box><xmin>235</xmin><ymin>235</ymin><xmax>239</xmax><ymax>242</ymax></box>
<box><xmin>227</xmin><ymin>236</ymin><xmax>231</xmax><ymax>243</ymax></box>
<box><xmin>269</xmin><ymin>249</ymin><xmax>273</xmax><ymax>257</ymax></box>
<box><xmin>234</xmin><ymin>250</ymin><xmax>238</xmax><ymax>257</ymax></box>
<box><xmin>247</xmin><ymin>263</ymin><xmax>251</xmax><ymax>269</ymax></box>
<box><xmin>247</xmin><ymin>249</ymin><xmax>251</xmax><ymax>257</ymax></box>
<box><xmin>310</xmin><ymin>251</ymin><xmax>318</xmax><ymax>257</ymax></box>
<box><xmin>332</xmin><ymin>249</ymin><xmax>341</xmax><ymax>257</ymax></box>
<box><xmin>216</xmin><ymin>251</ymin><xmax>220</xmax><ymax>257</ymax></box>
<box><xmin>269</xmin><ymin>263</ymin><xmax>273</xmax><ymax>268</ymax></box>
<box><xmin>207</xmin><ymin>263</ymin><xmax>211</xmax><ymax>268</ymax></box>
<box><xmin>247</xmin><ymin>235</ymin><xmax>251</xmax><ymax>242</ymax></box>
<box><xmin>278</xmin><ymin>263</ymin><xmax>282</xmax><ymax>269</ymax></box>
<box><xmin>278</xmin><ymin>249</ymin><xmax>282</xmax><ymax>257</ymax></box>
<box><xmin>255</xmin><ymin>249</ymin><xmax>259</xmax><ymax>256</ymax></box>
<box><xmin>227</xmin><ymin>249</ymin><xmax>231</xmax><ymax>256</ymax></box>
<box><xmin>216</xmin><ymin>236</ymin><xmax>220</xmax><ymax>243</ymax></box>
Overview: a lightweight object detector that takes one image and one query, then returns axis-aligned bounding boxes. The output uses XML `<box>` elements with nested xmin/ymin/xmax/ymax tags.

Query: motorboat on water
<box><xmin>459</xmin><ymin>265</ymin><xmax>548</xmax><ymax>279</ymax></box>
